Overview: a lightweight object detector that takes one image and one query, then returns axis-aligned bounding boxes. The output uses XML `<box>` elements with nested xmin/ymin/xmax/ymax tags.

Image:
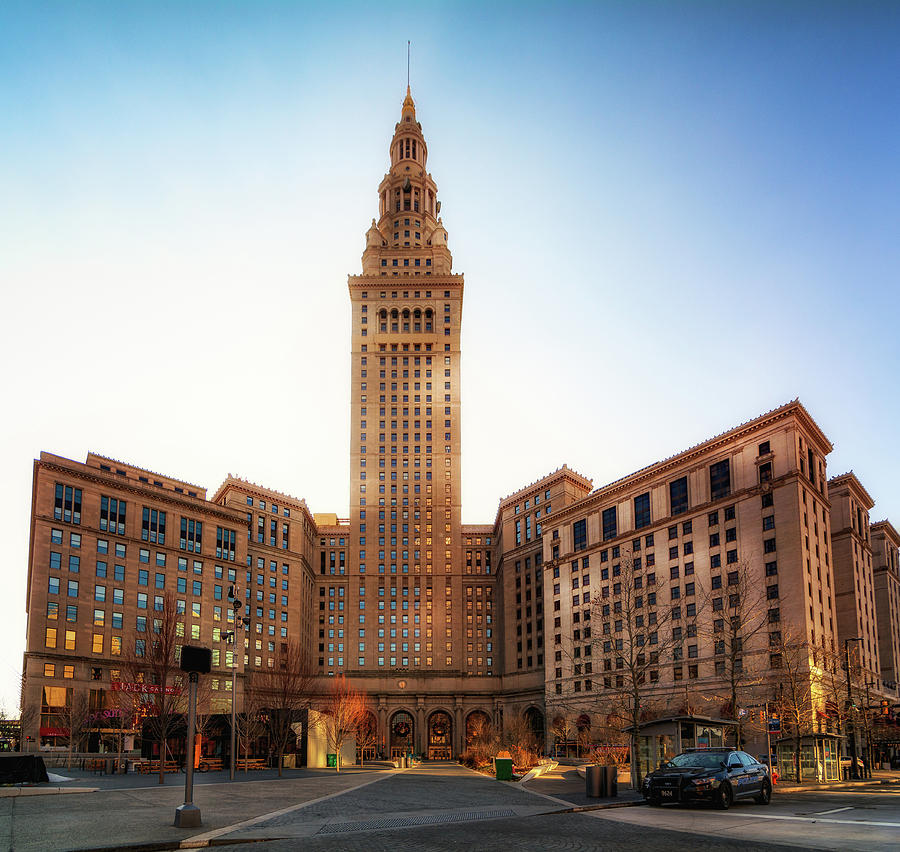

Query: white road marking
<box><xmin>591</xmin><ymin>806</ymin><xmax>900</xmax><ymax>830</ymax></box>
<box><xmin>813</xmin><ymin>806</ymin><xmax>854</xmax><ymax>815</ymax></box>
<box><xmin>743</xmin><ymin>812</ymin><xmax>900</xmax><ymax>828</ymax></box>
<box><xmin>178</xmin><ymin>768</ymin><xmax>398</xmax><ymax>848</ymax></box>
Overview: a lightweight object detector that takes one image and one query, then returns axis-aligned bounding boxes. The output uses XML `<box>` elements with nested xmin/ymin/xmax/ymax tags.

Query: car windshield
<box><xmin>667</xmin><ymin>752</ymin><xmax>727</xmax><ymax>769</ymax></box>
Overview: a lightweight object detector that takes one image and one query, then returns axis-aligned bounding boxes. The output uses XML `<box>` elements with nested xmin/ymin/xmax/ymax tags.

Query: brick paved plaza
<box><xmin>11</xmin><ymin>762</ymin><xmax>892</xmax><ymax>852</ymax></box>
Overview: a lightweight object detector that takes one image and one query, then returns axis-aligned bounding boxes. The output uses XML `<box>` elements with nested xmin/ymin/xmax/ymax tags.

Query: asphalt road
<box><xmin>585</xmin><ymin>785</ymin><xmax>900</xmax><ymax>852</ymax></box>
<box><xmin>2</xmin><ymin>762</ymin><xmax>898</xmax><ymax>852</ymax></box>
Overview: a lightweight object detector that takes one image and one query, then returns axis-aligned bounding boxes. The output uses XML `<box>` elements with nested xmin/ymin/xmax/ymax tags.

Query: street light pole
<box><xmin>226</xmin><ymin>587</ymin><xmax>245</xmax><ymax>782</ymax></box>
<box><xmin>844</xmin><ymin>637</ymin><xmax>861</xmax><ymax>780</ymax></box>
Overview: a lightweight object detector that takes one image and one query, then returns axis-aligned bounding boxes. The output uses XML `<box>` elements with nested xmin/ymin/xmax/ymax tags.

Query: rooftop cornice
<box><xmin>497</xmin><ymin>464</ymin><xmax>593</xmax><ymax>510</ymax></box>
<box><xmin>348</xmin><ymin>274</ymin><xmax>464</xmax><ymax>286</ymax></box>
<box><xmin>37</xmin><ymin>455</ymin><xmax>244</xmax><ymax>524</ymax></box>
<box><xmin>543</xmin><ymin>401</ymin><xmax>829</xmax><ymax>523</ymax></box>
<box><xmin>211</xmin><ymin>476</ymin><xmax>317</xmax><ymax>528</ymax></box>
<box><xmin>827</xmin><ymin>471</ymin><xmax>875</xmax><ymax>509</ymax></box>
<box><xmin>83</xmin><ymin>452</ymin><xmax>206</xmax><ymax>494</ymax></box>
<box><xmin>871</xmin><ymin>519</ymin><xmax>900</xmax><ymax>547</ymax></box>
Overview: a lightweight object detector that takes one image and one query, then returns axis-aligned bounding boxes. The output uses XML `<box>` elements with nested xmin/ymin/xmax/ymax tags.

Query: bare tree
<box><xmin>235</xmin><ymin>709</ymin><xmax>266</xmax><ymax>773</ymax></box>
<box><xmin>65</xmin><ymin>690</ymin><xmax>91</xmax><ymax>769</ymax></box>
<box><xmin>588</xmin><ymin>549</ymin><xmax>687</xmax><ymax>787</ymax></box>
<box><xmin>770</xmin><ymin>630</ymin><xmax>820</xmax><ymax>783</ymax></box>
<box><xmin>314</xmin><ymin>676</ymin><xmax>368</xmax><ymax>772</ymax></box>
<box><xmin>18</xmin><ymin>672</ymin><xmax>38</xmax><ymax>752</ymax></box>
<box><xmin>462</xmin><ymin>713</ymin><xmax>498</xmax><ymax>769</ymax></box>
<box><xmin>502</xmin><ymin>714</ymin><xmax>539</xmax><ymax>770</ymax></box>
<box><xmin>246</xmin><ymin>640</ymin><xmax>315</xmax><ymax>776</ymax></box>
<box><xmin>356</xmin><ymin>711</ymin><xmax>379</xmax><ymax>766</ymax></box>
<box><xmin>817</xmin><ymin>642</ymin><xmax>850</xmax><ymax>754</ymax></box>
<box><xmin>122</xmin><ymin>592</ymin><xmax>185</xmax><ymax>784</ymax></box>
<box><xmin>700</xmin><ymin>559</ymin><xmax>769</xmax><ymax>747</ymax></box>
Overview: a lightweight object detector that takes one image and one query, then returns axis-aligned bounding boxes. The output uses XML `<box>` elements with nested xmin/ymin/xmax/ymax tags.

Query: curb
<box><xmin>0</xmin><ymin>785</ymin><xmax>98</xmax><ymax>797</ymax></box>
<box><xmin>774</xmin><ymin>778</ymin><xmax>899</xmax><ymax>793</ymax></box>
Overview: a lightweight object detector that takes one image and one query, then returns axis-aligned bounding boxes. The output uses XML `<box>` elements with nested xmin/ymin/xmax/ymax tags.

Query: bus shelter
<box><xmin>775</xmin><ymin>733</ymin><xmax>841</xmax><ymax>782</ymax></box>
<box><xmin>625</xmin><ymin>715</ymin><xmax>739</xmax><ymax>780</ymax></box>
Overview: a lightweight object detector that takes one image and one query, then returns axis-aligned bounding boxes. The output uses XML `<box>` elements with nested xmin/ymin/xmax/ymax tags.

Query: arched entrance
<box><xmin>524</xmin><ymin>706</ymin><xmax>545</xmax><ymax>749</ymax></box>
<box><xmin>465</xmin><ymin>710</ymin><xmax>492</xmax><ymax>748</ymax></box>
<box><xmin>427</xmin><ymin>710</ymin><xmax>452</xmax><ymax>760</ymax></box>
<box><xmin>390</xmin><ymin>711</ymin><xmax>414</xmax><ymax>760</ymax></box>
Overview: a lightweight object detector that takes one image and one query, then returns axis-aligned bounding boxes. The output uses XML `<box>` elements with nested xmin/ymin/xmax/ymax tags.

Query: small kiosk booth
<box><xmin>626</xmin><ymin>715</ymin><xmax>739</xmax><ymax>780</ymax></box>
<box><xmin>775</xmin><ymin>733</ymin><xmax>841</xmax><ymax>782</ymax></box>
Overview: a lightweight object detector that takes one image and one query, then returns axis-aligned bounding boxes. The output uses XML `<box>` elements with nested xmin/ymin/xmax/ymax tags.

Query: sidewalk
<box><xmin>774</xmin><ymin>766</ymin><xmax>900</xmax><ymax>793</ymax></box>
<box><xmin>521</xmin><ymin>764</ymin><xmax>644</xmax><ymax>809</ymax></box>
<box><xmin>0</xmin><ymin>766</ymin><xmax>397</xmax><ymax>852</ymax></box>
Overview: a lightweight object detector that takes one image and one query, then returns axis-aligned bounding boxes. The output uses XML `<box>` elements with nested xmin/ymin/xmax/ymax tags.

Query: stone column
<box><xmin>454</xmin><ymin>699</ymin><xmax>464</xmax><ymax>757</ymax></box>
<box><xmin>416</xmin><ymin>698</ymin><xmax>426</xmax><ymax>756</ymax></box>
<box><xmin>377</xmin><ymin>698</ymin><xmax>387</xmax><ymax>758</ymax></box>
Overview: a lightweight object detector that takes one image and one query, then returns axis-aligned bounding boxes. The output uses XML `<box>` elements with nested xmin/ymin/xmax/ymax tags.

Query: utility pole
<box><xmin>845</xmin><ymin>638</ymin><xmax>861</xmax><ymax>780</ymax></box>
<box><xmin>225</xmin><ymin>585</ymin><xmax>247</xmax><ymax>781</ymax></box>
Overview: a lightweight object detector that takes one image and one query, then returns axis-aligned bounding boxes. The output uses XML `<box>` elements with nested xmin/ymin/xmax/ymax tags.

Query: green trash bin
<box><xmin>326</xmin><ymin>753</ymin><xmax>337</xmax><ymax>768</ymax></box>
<box><xmin>495</xmin><ymin>754</ymin><xmax>513</xmax><ymax>781</ymax></box>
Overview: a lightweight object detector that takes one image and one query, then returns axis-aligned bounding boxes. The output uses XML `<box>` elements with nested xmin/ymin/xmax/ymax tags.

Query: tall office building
<box><xmin>19</xmin><ymin>89</ymin><xmax>900</xmax><ymax>760</ymax></box>
<box><xmin>347</xmin><ymin>87</ymin><xmax>465</xmax><ymax>674</ymax></box>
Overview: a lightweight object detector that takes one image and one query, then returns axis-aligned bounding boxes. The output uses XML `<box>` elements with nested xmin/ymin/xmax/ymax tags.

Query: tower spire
<box><xmin>407</xmin><ymin>40</ymin><xmax>410</xmax><ymax>89</ymax></box>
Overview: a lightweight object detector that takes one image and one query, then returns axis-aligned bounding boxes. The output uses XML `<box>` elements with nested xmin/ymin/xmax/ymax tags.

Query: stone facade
<box><xmin>20</xmin><ymin>90</ymin><xmax>899</xmax><ymax>756</ymax></box>
<box><xmin>872</xmin><ymin>521</ymin><xmax>900</xmax><ymax>690</ymax></box>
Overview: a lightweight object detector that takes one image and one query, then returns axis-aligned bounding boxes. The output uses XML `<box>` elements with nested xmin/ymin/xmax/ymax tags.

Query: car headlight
<box><xmin>691</xmin><ymin>777</ymin><xmax>717</xmax><ymax>788</ymax></box>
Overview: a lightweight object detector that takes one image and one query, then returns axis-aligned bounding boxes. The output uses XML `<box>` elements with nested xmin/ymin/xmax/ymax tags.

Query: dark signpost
<box><xmin>174</xmin><ymin>646</ymin><xmax>211</xmax><ymax>828</ymax></box>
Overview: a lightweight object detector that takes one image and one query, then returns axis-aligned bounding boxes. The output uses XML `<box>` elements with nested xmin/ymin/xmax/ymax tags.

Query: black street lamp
<box><xmin>844</xmin><ymin>637</ymin><xmax>862</xmax><ymax>780</ymax></box>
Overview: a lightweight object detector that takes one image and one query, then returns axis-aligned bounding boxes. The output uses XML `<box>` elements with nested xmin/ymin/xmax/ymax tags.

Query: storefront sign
<box><xmin>39</xmin><ymin>727</ymin><xmax>69</xmax><ymax>737</ymax></box>
<box><xmin>110</xmin><ymin>681</ymin><xmax>181</xmax><ymax>695</ymax></box>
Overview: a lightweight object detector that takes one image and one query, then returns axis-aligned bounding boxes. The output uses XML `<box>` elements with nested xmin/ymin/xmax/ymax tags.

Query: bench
<box><xmin>236</xmin><ymin>758</ymin><xmax>268</xmax><ymax>770</ymax></box>
<box><xmin>198</xmin><ymin>757</ymin><xmax>224</xmax><ymax>772</ymax></box>
<box><xmin>136</xmin><ymin>760</ymin><xmax>181</xmax><ymax>774</ymax></box>
<box><xmin>85</xmin><ymin>758</ymin><xmax>106</xmax><ymax>775</ymax></box>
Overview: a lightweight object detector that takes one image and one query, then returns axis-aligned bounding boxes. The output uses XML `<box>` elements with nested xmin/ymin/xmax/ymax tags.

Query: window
<box><xmin>669</xmin><ymin>477</ymin><xmax>688</xmax><ymax>516</ymax></box>
<box><xmin>634</xmin><ymin>493</ymin><xmax>651</xmax><ymax>529</ymax></box>
<box><xmin>54</xmin><ymin>484</ymin><xmax>82</xmax><ymax>524</ymax></box>
<box><xmin>141</xmin><ymin>508</ymin><xmax>167</xmax><ymax>544</ymax></box>
<box><xmin>602</xmin><ymin>507</ymin><xmax>617</xmax><ymax>541</ymax></box>
<box><xmin>180</xmin><ymin>517</ymin><xmax>202</xmax><ymax>552</ymax></box>
<box><xmin>216</xmin><ymin>527</ymin><xmax>237</xmax><ymax>561</ymax></box>
<box><xmin>99</xmin><ymin>496</ymin><xmax>126</xmax><ymax>535</ymax></box>
<box><xmin>573</xmin><ymin>519</ymin><xmax>587</xmax><ymax>552</ymax></box>
<box><xmin>709</xmin><ymin>460</ymin><xmax>731</xmax><ymax>500</ymax></box>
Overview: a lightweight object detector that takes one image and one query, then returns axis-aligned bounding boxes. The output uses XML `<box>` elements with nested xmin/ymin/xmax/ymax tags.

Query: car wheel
<box><xmin>756</xmin><ymin>781</ymin><xmax>771</xmax><ymax>805</ymax></box>
<box><xmin>645</xmin><ymin>794</ymin><xmax>661</xmax><ymax>806</ymax></box>
<box><xmin>716</xmin><ymin>782</ymin><xmax>733</xmax><ymax>810</ymax></box>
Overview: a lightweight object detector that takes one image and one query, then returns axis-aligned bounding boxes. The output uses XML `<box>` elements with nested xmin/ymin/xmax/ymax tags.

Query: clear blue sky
<box><xmin>1</xmin><ymin>1</ymin><xmax>898</xmax><ymax>713</ymax></box>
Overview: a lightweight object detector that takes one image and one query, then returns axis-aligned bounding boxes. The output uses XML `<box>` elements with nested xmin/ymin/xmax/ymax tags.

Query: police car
<box><xmin>641</xmin><ymin>748</ymin><xmax>772</xmax><ymax>809</ymax></box>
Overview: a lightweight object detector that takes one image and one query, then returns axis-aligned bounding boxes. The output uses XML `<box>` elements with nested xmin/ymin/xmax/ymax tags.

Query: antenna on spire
<box><xmin>407</xmin><ymin>40</ymin><xmax>410</xmax><ymax>88</ymax></box>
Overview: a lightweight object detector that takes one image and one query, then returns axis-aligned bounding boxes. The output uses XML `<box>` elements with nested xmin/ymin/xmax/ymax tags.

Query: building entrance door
<box><xmin>390</xmin><ymin>711</ymin><xmax>414</xmax><ymax>760</ymax></box>
<box><xmin>428</xmin><ymin>711</ymin><xmax>452</xmax><ymax>760</ymax></box>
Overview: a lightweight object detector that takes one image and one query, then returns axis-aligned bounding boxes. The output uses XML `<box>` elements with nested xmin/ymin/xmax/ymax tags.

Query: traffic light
<box><xmin>881</xmin><ymin>699</ymin><xmax>890</xmax><ymax>716</ymax></box>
